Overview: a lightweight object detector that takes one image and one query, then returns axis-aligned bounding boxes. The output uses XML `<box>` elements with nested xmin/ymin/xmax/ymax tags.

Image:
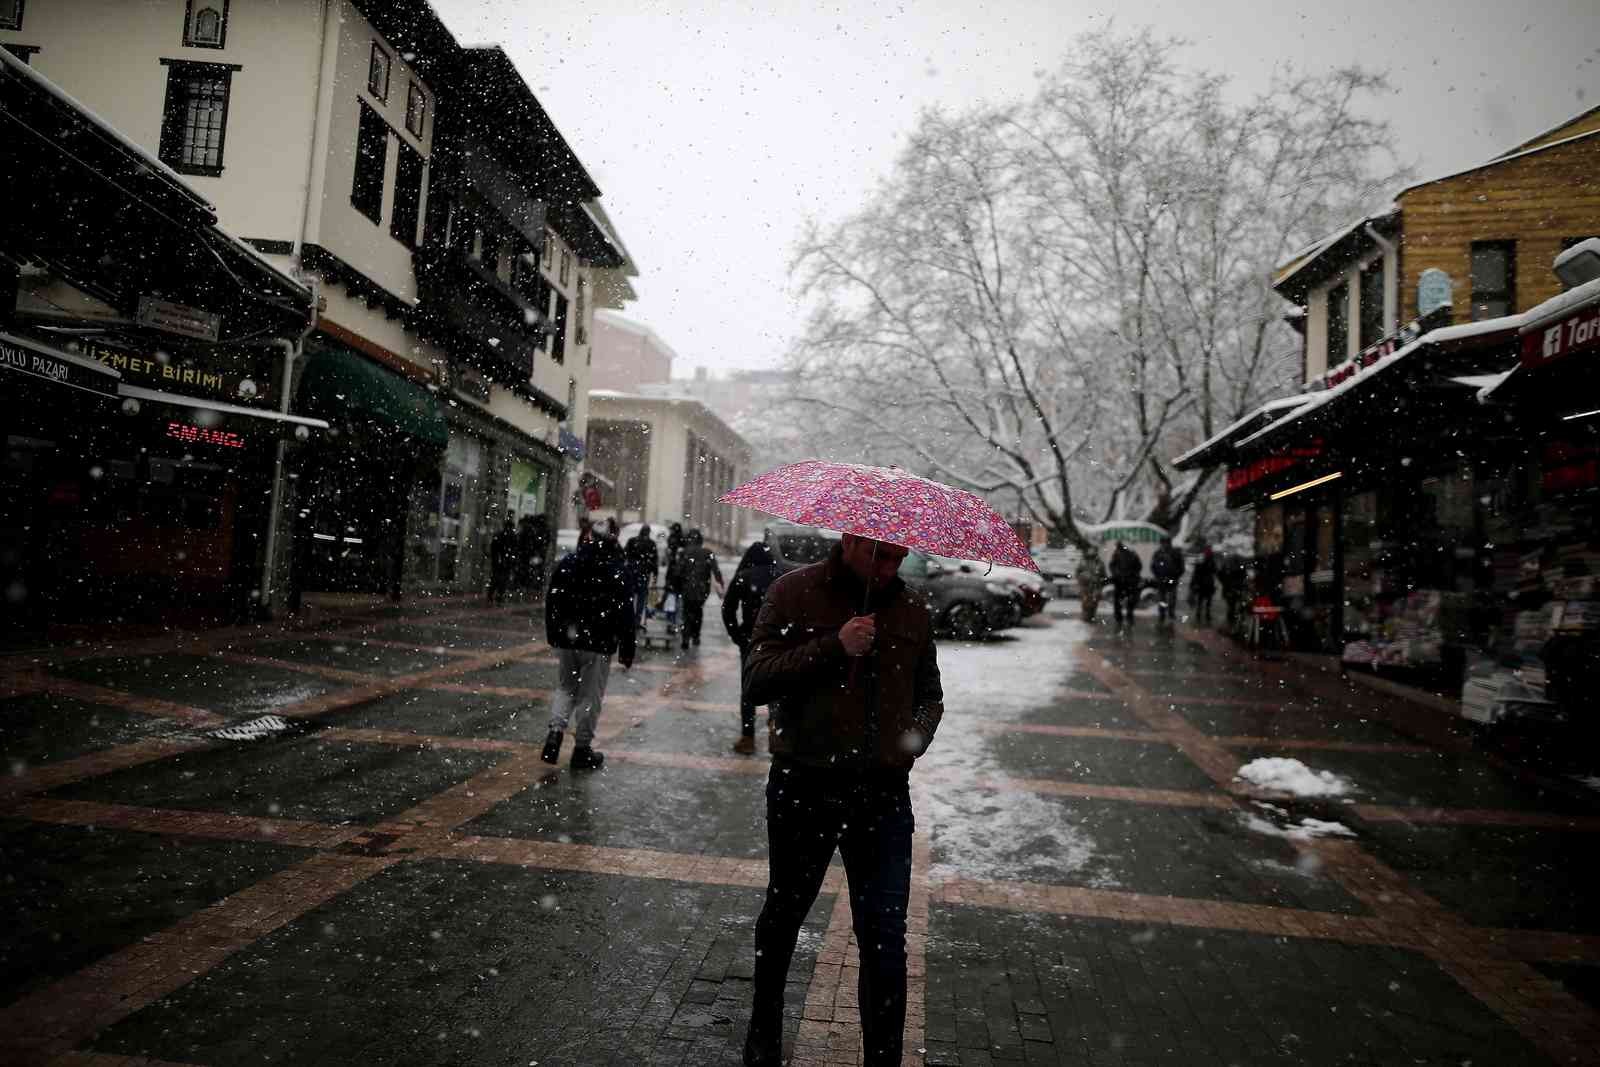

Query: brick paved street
<box><xmin>4</xmin><ymin>598</ymin><xmax>1600</xmax><ymax>1065</ymax></box>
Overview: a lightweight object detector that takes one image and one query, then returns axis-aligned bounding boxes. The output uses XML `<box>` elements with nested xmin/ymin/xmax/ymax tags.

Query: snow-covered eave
<box><xmin>1235</xmin><ymin>316</ymin><xmax>1524</xmax><ymax>450</ymax></box>
<box><xmin>588</xmin><ymin>389</ymin><xmax>751</xmax><ymax>453</ymax></box>
<box><xmin>1272</xmin><ymin>209</ymin><xmax>1399</xmax><ymax>293</ymax></box>
<box><xmin>1171</xmin><ymin>393</ymin><xmax>1320</xmax><ymax>470</ymax></box>
<box><xmin>1515</xmin><ymin>275</ymin><xmax>1600</xmax><ymax>334</ymax></box>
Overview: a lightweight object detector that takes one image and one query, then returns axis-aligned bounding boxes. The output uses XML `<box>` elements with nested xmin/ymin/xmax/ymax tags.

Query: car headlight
<box><xmin>985</xmin><ymin>582</ymin><xmax>1013</xmax><ymax>597</ymax></box>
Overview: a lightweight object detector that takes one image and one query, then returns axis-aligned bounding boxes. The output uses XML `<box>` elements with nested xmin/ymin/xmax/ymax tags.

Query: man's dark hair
<box><xmin>640</xmin><ymin>524</ymin><xmax>651</xmax><ymax>537</ymax></box>
<box><xmin>688</xmin><ymin>528</ymin><xmax>704</xmax><ymax>545</ymax></box>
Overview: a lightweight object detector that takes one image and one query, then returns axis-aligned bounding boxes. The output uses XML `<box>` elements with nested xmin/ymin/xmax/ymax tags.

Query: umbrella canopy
<box><xmin>720</xmin><ymin>461</ymin><xmax>1038</xmax><ymax>572</ymax></box>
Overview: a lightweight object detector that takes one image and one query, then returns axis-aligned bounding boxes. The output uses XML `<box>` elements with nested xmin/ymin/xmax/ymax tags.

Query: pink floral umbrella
<box><xmin>719</xmin><ymin>460</ymin><xmax>1039</xmax><ymax>572</ymax></box>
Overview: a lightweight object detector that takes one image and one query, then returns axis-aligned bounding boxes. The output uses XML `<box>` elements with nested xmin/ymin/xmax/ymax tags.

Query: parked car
<box><xmin>987</xmin><ymin>563</ymin><xmax>1052</xmax><ymax>617</ymax></box>
<box><xmin>902</xmin><ymin>552</ymin><xmax>1018</xmax><ymax>639</ymax></box>
<box><xmin>765</xmin><ymin>521</ymin><xmax>841</xmax><ymax>573</ymax></box>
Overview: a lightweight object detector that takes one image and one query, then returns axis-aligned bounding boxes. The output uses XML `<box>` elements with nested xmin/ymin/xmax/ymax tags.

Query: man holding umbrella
<box><xmin>741</xmin><ymin>531</ymin><xmax>941</xmax><ymax>1066</ymax></box>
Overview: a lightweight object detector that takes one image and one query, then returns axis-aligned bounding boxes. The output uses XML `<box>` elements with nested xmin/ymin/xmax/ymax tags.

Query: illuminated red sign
<box><xmin>166</xmin><ymin>421</ymin><xmax>245</xmax><ymax>449</ymax></box>
<box><xmin>1226</xmin><ymin>443</ymin><xmax>1324</xmax><ymax>495</ymax></box>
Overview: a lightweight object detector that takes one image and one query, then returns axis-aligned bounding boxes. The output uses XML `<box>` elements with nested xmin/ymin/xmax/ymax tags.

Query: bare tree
<box><xmin>784</xmin><ymin>28</ymin><xmax>1405</xmax><ymax>548</ymax></box>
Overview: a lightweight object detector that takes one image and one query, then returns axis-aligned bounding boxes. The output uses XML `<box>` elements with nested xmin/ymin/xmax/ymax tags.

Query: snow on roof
<box><xmin>0</xmin><ymin>46</ymin><xmax>214</xmax><ymax>219</ymax></box>
<box><xmin>1273</xmin><ymin>210</ymin><xmax>1397</xmax><ymax>288</ymax></box>
<box><xmin>1516</xmin><ymin>274</ymin><xmax>1600</xmax><ymax>333</ymax></box>
<box><xmin>1402</xmin><ymin>126</ymin><xmax>1600</xmax><ymax>196</ymax></box>
<box><xmin>1236</xmin><ymin>315</ymin><xmax>1524</xmax><ymax>450</ymax></box>
<box><xmin>1171</xmin><ymin>393</ymin><xmax>1320</xmax><ymax>469</ymax></box>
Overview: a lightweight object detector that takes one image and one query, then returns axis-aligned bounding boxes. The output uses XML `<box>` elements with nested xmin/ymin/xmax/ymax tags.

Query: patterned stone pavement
<box><xmin>3</xmin><ymin>596</ymin><xmax>1599</xmax><ymax>1065</ymax></box>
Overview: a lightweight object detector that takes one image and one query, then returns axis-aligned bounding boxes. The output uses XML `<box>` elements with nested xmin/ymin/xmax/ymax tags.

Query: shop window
<box><xmin>549</xmin><ymin>292</ymin><xmax>569</xmax><ymax>364</ymax></box>
<box><xmin>1358</xmin><ymin>261</ymin><xmax>1385</xmax><ymax>351</ymax></box>
<box><xmin>157</xmin><ymin>60</ymin><xmax>237</xmax><ymax>176</ymax></box>
<box><xmin>0</xmin><ymin>0</ymin><xmax>23</xmax><ymax>31</ymax></box>
<box><xmin>183</xmin><ymin>0</ymin><xmax>228</xmax><ymax>48</ymax></box>
<box><xmin>405</xmin><ymin>80</ymin><xmax>427</xmax><ymax>139</ymax></box>
<box><xmin>367</xmin><ymin>41</ymin><xmax>390</xmax><ymax>102</ymax></box>
<box><xmin>1325</xmin><ymin>281</ymin><xmax>1349</xmax><ymax>365</ymax></box>
<box><xmin>351</xmin><ymin>101</ymin><xmax>388</xmax><ymax>224</ymax></box>
<box><xmin>543</xmin><ymin>230</ymin><xmax>555</xmax><ymax>268</ymax></box>
<box><xmin>1470</xmin><ymin>241</ymin><xmax>1515</xmax><ymax>320</ymax></box>
<box><xmin>389</xmin><ymin>141</ymin><xmax>425</xmax><ymax>248</ymax></box>
<box><xmin>559</xmin><ymin>250</ymin><xmax>571</xmax><ymax>287</ymax></box>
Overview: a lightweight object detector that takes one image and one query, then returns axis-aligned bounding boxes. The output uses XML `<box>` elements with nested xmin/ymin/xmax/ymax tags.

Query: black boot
<box><xmin>541</xmin><ymin>730</ymin><xmax>563</xmax><ymax>765</ymax></box>
<box><xmin>742</xmin><ymin>1024</ymin><xmax>781</xmax><ymax>1067</ymax></box>
<box><xmin>570</xmin><ymin>746</ymin><xmax>605</xmax><ymax>771</ymax></box>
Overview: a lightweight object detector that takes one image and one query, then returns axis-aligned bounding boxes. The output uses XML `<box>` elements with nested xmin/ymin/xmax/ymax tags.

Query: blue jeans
<box><xmin>751</xmin><ymin>761</ymin><xmax>914</xmax><ymax>1065</ymax></box>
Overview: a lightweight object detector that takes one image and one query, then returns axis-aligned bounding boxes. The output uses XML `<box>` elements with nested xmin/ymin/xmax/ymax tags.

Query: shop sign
<box><xmin>1320</xmin><ymin>314</ymin><xmax>1435</xmax><ymax>390</ymax></box>
<box><xmin>80</xmin><ymin>338</ymin><xmax>273</xmax><ymax>406</ymax></box>
<box><xmin>166</xmin><ymin>421</ymin><xmax>245</xmax><ymax>449</ymax></box>
<box><xmin>137</xmin><ymin>296</ymin><xmax>222</xmax><ymax>342</ymax></box>
<box><xmin>1522</xmin><ymin>299</ymin><xmax>1600</xmax><ymax>369</ymax></box>
<box><xmin>0</xmin><ymin>332</ymin><xmax>119</xmax><ymax>397</ymax></box>
<box><xmin>1226</xmin><ymin>443</ymin><xmax>1324</xmax><ymax>496</ymax></box>
<box><xmin>1417</xmin><ymin>269</ymin><xmax>1452</xmax><ymax>318</ymax></box>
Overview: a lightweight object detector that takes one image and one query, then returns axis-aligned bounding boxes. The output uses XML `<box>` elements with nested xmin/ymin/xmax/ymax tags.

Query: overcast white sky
<box><xmin>434</xmin><ymin>0</ymin><xmax>1600</xmax><ymax>377</ymax></box>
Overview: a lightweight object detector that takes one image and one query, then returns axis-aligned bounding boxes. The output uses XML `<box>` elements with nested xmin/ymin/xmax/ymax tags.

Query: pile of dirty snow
<box><xmin>1234</xmin><ymin>757</ymin><xmax>1352</xmax><ymax>798</ymax></box>
<box><xmin>1242</xmin><ymin>811</ymin><xmax>1356</xmax><ymax>842</ymax></box>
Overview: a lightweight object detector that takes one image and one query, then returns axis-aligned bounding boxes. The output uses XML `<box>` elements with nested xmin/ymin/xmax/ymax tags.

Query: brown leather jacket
<box><xmin>744</xmin><ymin>545</ymin><xmax>944</xmax><ymax>771</ymax></box>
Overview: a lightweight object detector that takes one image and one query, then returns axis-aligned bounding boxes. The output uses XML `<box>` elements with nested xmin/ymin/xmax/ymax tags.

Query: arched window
<box><xmin>183</xmin><ymin>0</ymin><xmax>228</xmax><ymax>49</ymax></box>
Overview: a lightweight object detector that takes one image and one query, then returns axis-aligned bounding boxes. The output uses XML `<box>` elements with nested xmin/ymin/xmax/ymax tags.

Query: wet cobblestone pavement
<box><xmin>4</xmin><ymin>598</ymin><xmax>1600</xmax><ymax>1065</ymax></box>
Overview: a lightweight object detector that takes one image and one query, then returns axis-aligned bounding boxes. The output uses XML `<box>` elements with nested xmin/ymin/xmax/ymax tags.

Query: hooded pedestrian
<box><xmin>1109</xmin><ymin>540</ymin><xmax>1142</xmax><ymax>626</ymax></box>
<box><xmin>624</xmin><ymin>523</ymin><xmax>661</xmax><ymax>627</ymax></box>
<box><xmin>540</xmin><ymin>520</ymin><xmax>636</xmax><ymax>770</ymax></box>
<box><xmin>661</xmin><ymin>522</ymin><xmax>686</xmax><ymax>606</ymax></box>
<box><xmin>669</xmin><ymin>528</ymin><xmax>724</xmax><ymax>649</ymax></box>
<box><xmin>742</xmin><ymin>534</ymin><xmax>943</xmax><ymax>1066</ymax></box>
<box><xmin>722</xmin><ymin>540</ymin><xmax>782</xmax><ymax>753</ymax></box>
<box><xmin>1151</xmin><ymin>535</ymin><xmax>1185</xmax><ymax>625</ymax></box>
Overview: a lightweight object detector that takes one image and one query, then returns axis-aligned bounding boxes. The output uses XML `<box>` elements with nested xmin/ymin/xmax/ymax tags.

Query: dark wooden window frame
<box><xmin>390</xmin><ymin>140</ymin><xmax>426</xmax><ymax>249</ymax></box>
<box><xmin>550</xmin><ymin>292</ymin><xmax>569</xmax><ymax>365</ymax></box>
<box><xmin>182</xmin><ymin>0</ymin><xmax>228</xmax><ymax>49</ymax></box>
<box><xmin>405</xmin><ymin>79</ymin><xmax>427</xmax><ymax>139</ymax></box>
<box><xmin>1357</xmin><ymin>259</ymin><xmax>1385</xmax><ymax>351</ymax></box>
<box><xmin>1</xmin><ymin>42</ymin><xmax>38</xmax><ymax>63</ymax></box>
<box><xmin>367</xmin><ymin>41</ymin><xmax>390</xmax><ymax>103</ymax></box>
<box><xmin>0</xmin><ymin>0</ymin><xmax>24</xmax><ymax>32</ymax></box>
<box><xmin>157</xmin><ymin>58</ymin><xmax>241</xmax><ymax>177</ymax></box>
<box><xmin>351</xmin><ymin>99</ymin><xmax>390</xmax><ymax>225</ymax></box>
<box><xmin>1470</xmin><ymin>240</ymin><xmax>1516</xmax><ymax>321</ymax></box>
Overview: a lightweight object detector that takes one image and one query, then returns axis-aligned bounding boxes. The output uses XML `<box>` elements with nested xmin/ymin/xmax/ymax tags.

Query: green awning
<box><xmin>297</xmin><ymin>336</ymin><xmax>448</xmax><ymax>448</ymax></box>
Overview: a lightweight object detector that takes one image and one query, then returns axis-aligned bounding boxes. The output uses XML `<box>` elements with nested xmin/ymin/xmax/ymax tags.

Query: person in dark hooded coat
<box><xmin>722</xmin><ymin>541</ymin><xmax>783</xmax><ymax>753</ymax></box>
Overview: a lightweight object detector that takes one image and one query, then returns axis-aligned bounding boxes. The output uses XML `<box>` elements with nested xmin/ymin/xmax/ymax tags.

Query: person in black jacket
<box><xmin>624</xmin><ymin>524</ymin><xmax>661</xmax><ymax>629</ymax></box>
<box><xmin>1109</xmin><ymin>541</ymin><xmax>1142</xmax><ymax>627</ymax></box>
<box><xmin>540</xmin><ymin>526</ymin><xmax>636</xmax><ymax>770</ymax></box>
<box><xmin>1150</xmin><ymin>536</ymin><xmax>1185</xmax><ymax>626</ymax></box>
<box><xmin>1189</xmin><ymin>546</ymin><xmax>1217</xmax><ymax>625</ymax></box>
<box><xmin>722</xmin><ymin>541</ymin><xmax>782</xmax><ymax>754</ymax></box>
<box><xmin>489</xmin><ymin>518</ymin><xmax>516</xmax><ymax>605</ymax></box>
<box><xmin>670</xmin><ymin>528</ymin><xmax>725</xmax><ymax>650</ymax></box>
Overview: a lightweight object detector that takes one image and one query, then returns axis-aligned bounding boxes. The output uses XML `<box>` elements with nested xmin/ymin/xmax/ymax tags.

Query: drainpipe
<box><xmin>259</xmin><ymin>286</ymin><xmax>320</xmax><ymax>615</ymax></box>
<box><xmin>1364</xmin><ymin>222</ymin><xmax>1398</xmax><ymax>331</ymax></box>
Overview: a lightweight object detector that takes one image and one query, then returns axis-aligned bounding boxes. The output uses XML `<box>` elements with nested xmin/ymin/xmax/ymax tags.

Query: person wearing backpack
<box><xmin>1108</xmin><ymin>540</ymin><xmax>1143</xmax><ymax>628</ymax></box>
<box><xmin>722</xmin><ymin>541</ymin><xmax>782</xmax><ymax>754</ymax></box>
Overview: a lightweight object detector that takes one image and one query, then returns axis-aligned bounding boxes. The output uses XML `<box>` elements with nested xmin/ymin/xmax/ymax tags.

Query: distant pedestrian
<box><xmin>1075</xmin><ymin>546</ymin><xmax>1106</xmax><ymax>623</ymax></box>
<box><xmin>1190</xmin><ymin>546</ymin><xmax>1217</xmax><ymax>625</ymax></box>
<box><xmin>669</xmin><ymin>528</ymin><xmax>724</xmax><ymax>650</ymax></box>
<box><xmin>661</xmin><ymin>521</ymin><xmax>686</xmax><ymax>605</ymax></box>
<box><xmin>540</xmin><ymin>520</ymin><xmax>635</xmax><ymax>770</ymax></box>
<box><xmin>742</xmin><ymin>533</ymin><xmax>943</xmax><ymax>1067</ymax></box>
<box><xmin>527</xmin><ymin>514</ymin><xmax>553</xmax><ymax>597</ymax></box>
<box><xmin>624</xmin><ymin>524</ymin><xmax>661</xmax><ymax>627</ymax></box>
<box><xmin>1109</xmin><ymin>540</ymin><xmax>1142</xmax><ymax>627</ymax></box>
<box><xmin>1219</xmin><ymin>553</ymin><xmax>1247</xmax><ymax>631</ymax></box>
<box><xmin>722</xmin><ymin>540</ymin><xmax>782</xmax><ymax>753</ymax></box>
<box><xmin>515</xmin><ymin>515</ymin><xmax>538</xmax><ymax>590</ymax></box>
<box><xmin>1151</xmin><ymin>536</ymin><xmax>1184</xmax><ymax>625</ymax></box>
<box><xmin>489</xmin><ymin>518</ymin><xmax>516</xmax><ymax>604</ymax></box>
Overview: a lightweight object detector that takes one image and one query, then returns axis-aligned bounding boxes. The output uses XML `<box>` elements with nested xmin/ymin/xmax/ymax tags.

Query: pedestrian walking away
<box><xmin>540</xmin><ymin>522</ymin><xmax>636</xmax><ymax>771</ymax></box>
<box><xmin>623</xmin><ymin>523</ymin><xmax>661</xmax><ymax>630</ymax></box>
<box><xmin>721</xmin><ymin>540</ymin><xmax>782</xmax><ymax>754</ymax></box>
<box><xmin>742</xmin><ymin>534</ymin><xmax>943</xmax><ymax>1067</ymax></box>
<box><xmin>1108</xmin><ymin>539</ymin><xmax>1142</xmax><ymax>628</ymax></box>
<box><xmin>660</xmin><ymin>521</ymin><xmax>686</xmax><ymax>607</ymax></box>
<box><xmin>1151</xmin><ymin>535</ymin><xmax>1185</xmax><ymax>626</ymax></box>
<box><xmin>1190</xmin><ymin>545</ymin><xmax>1217</xmax><ymax>625</ymax></box>
<box><xmin>489</xmin><ymin>518</ymin><xmax>516</xmax><ymax>604</ymax></box>
<box><xmin>669</xmin><ymin>528</ymin><xmax>724</xmax><ymax>650</ymax></box>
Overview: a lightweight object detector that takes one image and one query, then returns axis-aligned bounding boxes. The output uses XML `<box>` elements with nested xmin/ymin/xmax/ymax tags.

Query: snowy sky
<box><xmin>433</xmin><ymin>0</ymin><xmax>1600</xmax><ymax>377</ymax></box>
